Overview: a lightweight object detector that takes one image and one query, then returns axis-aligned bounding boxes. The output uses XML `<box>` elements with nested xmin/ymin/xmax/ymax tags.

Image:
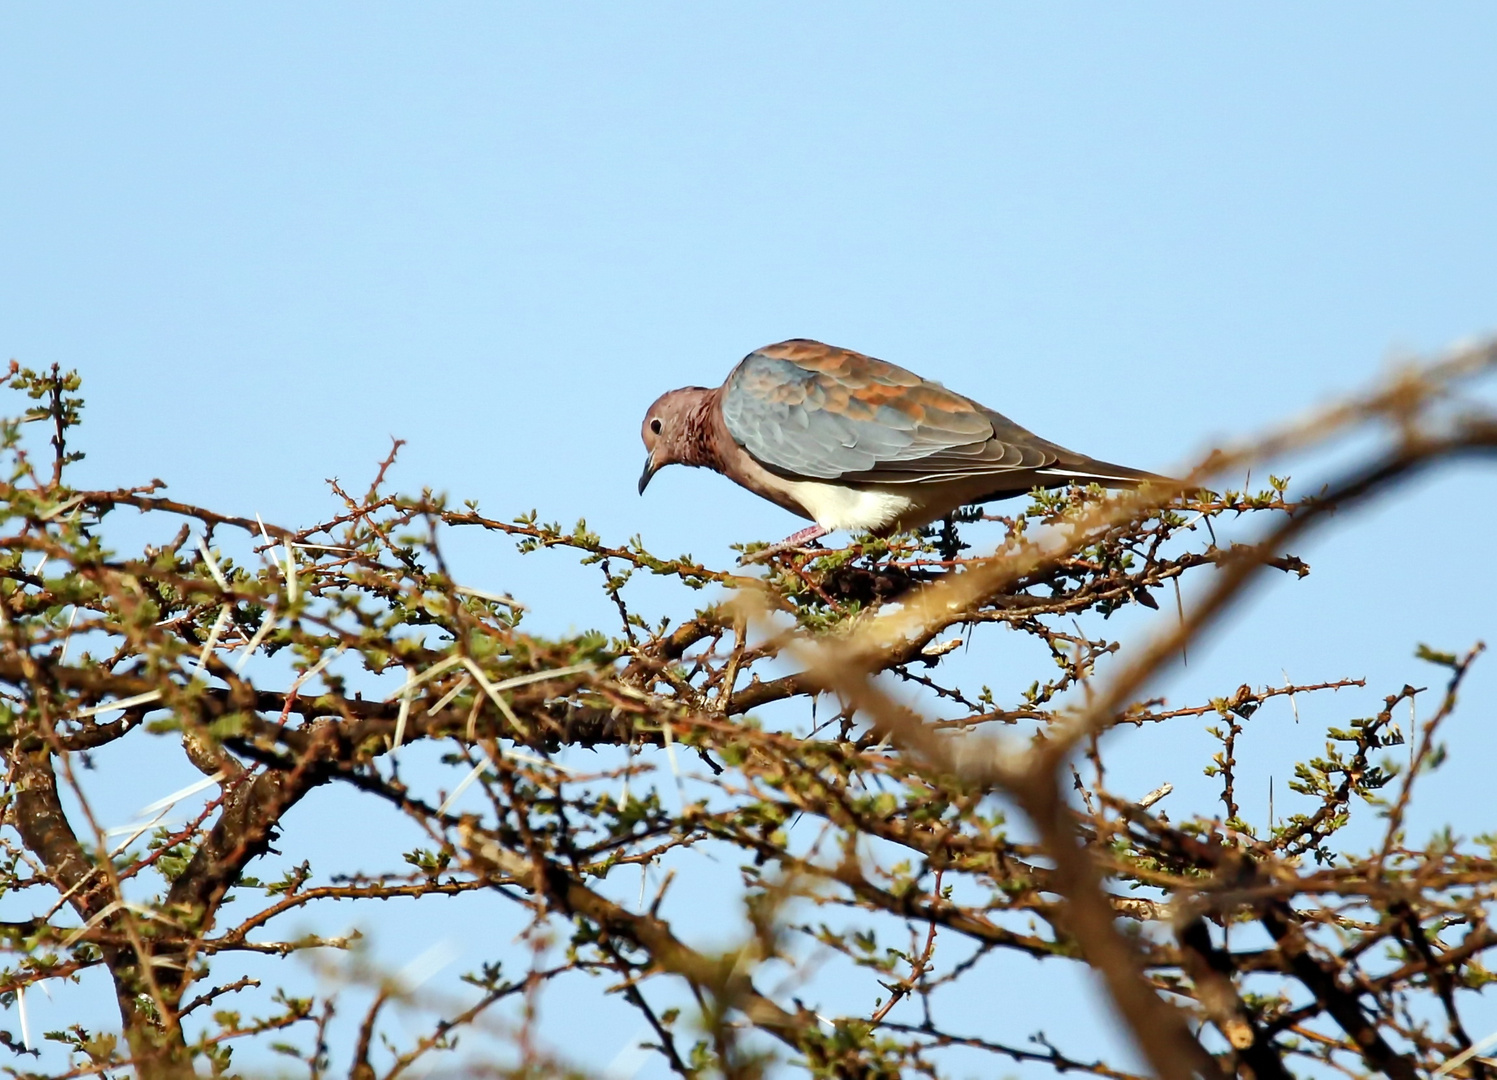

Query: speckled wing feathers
<box><xmin>720</xmin><ymin>340</ymin><xmax>1069</xmax><ymax>485</ymax></box>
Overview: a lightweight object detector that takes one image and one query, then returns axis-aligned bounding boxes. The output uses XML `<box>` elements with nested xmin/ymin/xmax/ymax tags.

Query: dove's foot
<box><xmin>739</xmin><ymin>525</ymin><xmax>830</xmax><ymax>565</ymax></box>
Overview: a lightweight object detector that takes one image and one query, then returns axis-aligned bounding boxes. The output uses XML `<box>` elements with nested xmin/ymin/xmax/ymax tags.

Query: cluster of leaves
<box><xmin>0</xmin><ymin>350</ymin><xmax>1492</xmax><ymax>1079</ymax></box>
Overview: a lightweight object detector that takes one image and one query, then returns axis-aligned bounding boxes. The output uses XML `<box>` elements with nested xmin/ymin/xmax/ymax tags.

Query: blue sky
<box><xmin>3</xmin><ymin>6</ymin><xmax>1496</xmax><ymax>1076</ymax></box>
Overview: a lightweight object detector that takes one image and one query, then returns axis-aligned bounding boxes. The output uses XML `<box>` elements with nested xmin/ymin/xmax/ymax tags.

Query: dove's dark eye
<box><xmin>650</xmin><ymin>418</ymin><xmax>662</xmax><ymax>434</ymax></box>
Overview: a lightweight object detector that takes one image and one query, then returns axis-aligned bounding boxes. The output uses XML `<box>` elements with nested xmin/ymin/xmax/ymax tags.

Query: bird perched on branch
<box><xmin>638</xmin><ymin>339</ymin><xmax>1166</xmax><ymax>551</ymax></box>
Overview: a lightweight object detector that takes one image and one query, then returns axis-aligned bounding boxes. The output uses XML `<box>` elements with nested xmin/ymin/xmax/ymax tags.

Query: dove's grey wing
<box><xmin>719</xmin><ymin>340</ymin><xmax>1067</xmax><ymax>484</ymax></box>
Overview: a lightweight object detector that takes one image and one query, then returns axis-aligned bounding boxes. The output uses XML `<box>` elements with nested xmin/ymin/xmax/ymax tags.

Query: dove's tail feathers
<box><xmin>1033</xmin><ymin>458</ymin><xmax>1175</xmax><ymax>490</ymax></box>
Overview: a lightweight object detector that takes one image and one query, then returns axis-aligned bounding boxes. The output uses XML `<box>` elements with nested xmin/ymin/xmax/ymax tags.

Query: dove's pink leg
<box><xmin>776</xmin><ymin>525</ymin><xmax>828</xmax><ymax>548</ymax></box>
<box><xmin>740</xmin><ymin>525</ymin><xmax>829</xmax><ymax>564</ymax></box>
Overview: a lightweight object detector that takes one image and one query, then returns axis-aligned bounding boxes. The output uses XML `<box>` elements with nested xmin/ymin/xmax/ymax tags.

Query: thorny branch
<box><xmin>0</xmin><ymin>341</ymin><xmax>1491</xmax><ymax>1077</ymax></box>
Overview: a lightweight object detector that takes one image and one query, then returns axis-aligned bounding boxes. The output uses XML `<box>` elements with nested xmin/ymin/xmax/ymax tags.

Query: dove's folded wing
<box><xmin>720</xmin><ymin>340</ymin><xmax>1069</xmax><ymax>485</ymax></box>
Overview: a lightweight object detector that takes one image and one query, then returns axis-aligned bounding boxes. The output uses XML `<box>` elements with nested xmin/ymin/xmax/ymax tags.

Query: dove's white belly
<box><xmin>731</xmin><ymin>452</ymin><xmax>1001</xmax><ymax>534</ymax></box>
<box><xmin>781</xmin><ymin>480</ymin><xmax>918</xmax><ymax>533</ymax></box>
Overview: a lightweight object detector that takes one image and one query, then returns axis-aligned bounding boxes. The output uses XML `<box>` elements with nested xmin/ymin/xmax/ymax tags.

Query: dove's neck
<box><xmin>674</xmin><ymin>389</ymin><xmax>732</xmax><ymax>470</ymax></box>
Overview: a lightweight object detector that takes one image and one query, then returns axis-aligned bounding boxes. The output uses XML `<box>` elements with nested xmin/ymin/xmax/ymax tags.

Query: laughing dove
<box><xmin>638</xmin><ymin>339</ymin><xmax>1165</xmax><ymax>547</ymax></box>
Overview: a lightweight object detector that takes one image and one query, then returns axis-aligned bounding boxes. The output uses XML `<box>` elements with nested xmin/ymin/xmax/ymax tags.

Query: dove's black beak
<box><xmin>638</xmin><ymin>454</ymin><xmax>658</xmax><ymax>495</ymax></box>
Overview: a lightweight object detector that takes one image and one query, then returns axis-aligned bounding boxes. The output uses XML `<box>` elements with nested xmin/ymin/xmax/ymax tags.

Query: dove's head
<box><xmin>639</xmin><ymin>387</ymin><xmax>714</xmax><ymax>494</ymax></box>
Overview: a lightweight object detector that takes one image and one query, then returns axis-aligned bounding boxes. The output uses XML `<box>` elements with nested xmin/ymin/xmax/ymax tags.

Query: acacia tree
<box><xmin>0</xmin><ymin>344</ymin><xmax>1494</xmax><ymax>1080</ymax></box>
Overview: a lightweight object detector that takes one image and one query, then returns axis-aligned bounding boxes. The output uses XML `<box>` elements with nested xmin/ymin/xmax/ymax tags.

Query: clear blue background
<box><xmin>3</xmin><ymin>6</ymin><xmax>1495</xmax><ymax>1076</ymax></box>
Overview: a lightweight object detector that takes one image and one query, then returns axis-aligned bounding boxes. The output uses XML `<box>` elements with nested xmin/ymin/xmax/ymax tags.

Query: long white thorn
<box><xmin>661</xmin><ymin>721</ymin><xmax>686</xmax><ymax>808</ymax></box>
<box><xmin>393</xmin><ymin>667</ymin><xmax>415</xmax><ymax>752</ymax></box>
<box><xmin>107</xmin><ymin>807</ymin><xmax>171</xmax><ymax>857</ymax></box>
<box><xmin>458</xmin><ymin>659</ymin><xmax>595</xmax><ymax>739</ymax></box>
<box><xmin>453</xmin><ymin>584</ymin><xmax>527</xmax><ymax>610</ymax></box>
<box><xmin>462</xmin><ymin>658</ymin><xmax>527</xmax><ymax>737</ymax></box>
<box><xmin>437</xmin><ymin>758</ymin><xmax>489</xmax><ymax>816</ymax></box>
<box><xmin>38</xmin><ymin>494</ymin><xmax>86</xmax><ymax>521</ymax></box>
<box><xmin>502</xmin><ymin>746</ymin><xmax>574</xmax><ymax>774</ymax></box>
<box><xmin>1435</xmin><ymin>1029</ymin><xmax>1497</xmax><ymax>1077</ymax></box>
<box><xmin>382</xmin><ymin>655</ymin><xmax>465</xmax><ymax>702</ymax></box>
<box><xmin>16</xmin><ymin>984</ymin><xmax>29</xmax><ymax>1050</ymax></box>
<box><xmin>284</xmin><ymin>540</ymin><xmax>298</xmax><ymax>603</ymax></box>
<box><xmin>254</xmin><ymin>514</ymin><xmax>278</xmax><ymax>569</ymax></box>
<box><xmin>197</xmin><ymin>536</ymin><xmax>230</xmax><ymax>591</ymax></box>
<box><xmin>427</xmin><ymin>673</ymin><xmax>473</xmax><ymax>717</ymax></box>
<box><xmin>57</xmin><ymin>605</ymin><xmax>80</xmax><ymax>664</ymax></box>
<box><xmin>489</xmin><ymin>662</ymin><xmax>592</xmax><ymax>692</ymax></box>
<box><xmin>289</xmin><ymin>645</ymin><xmax>346</xmax><ymax>696</ymax></box>
<box><xmin>193</xmin><ymin>606</ymin><xmax>232</xmax><ymax>681</ymax></box>
<box><xmin>71</xmin><ymin>689</ymin><xmax>164</xmax><ymax>721</ymax></box>
<box><xmin>62</xmin><ymin>899</ymin><xmax>125</xmax><ymax>948</ymax></box>
<box><xmin>136</xmin><ymin>770</ymin><xmax>228</xmax><ymax>819</ymax></box>
<box><xmin>234</xmin><ymin>604</ymin><xmax>279</xmax><ymax>675</ymax></box>
<box><xmin>397</xmin><ymin>940</ymin><xmax>461</xmax><ymax>992</ymax></box>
